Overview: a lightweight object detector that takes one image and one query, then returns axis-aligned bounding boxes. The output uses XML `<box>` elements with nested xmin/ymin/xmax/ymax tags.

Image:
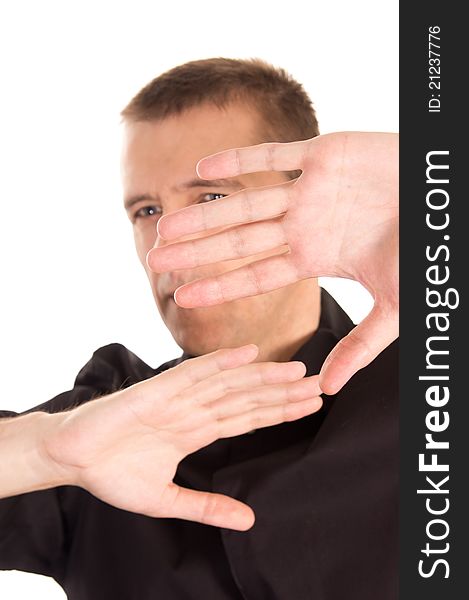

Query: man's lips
<box><xmin>162</xmin><ymin>277</ymin><xmax>206</xmax><ymax>301</ymax></box>
<box><xmin>164</xmin><ymin>277</ymin><xmax>198</xmax><ymax>297</ymax></box>
<box><xmin>164</xmin><ymin>286</ymin><xmax>185</xmax><ymax>300</ymax></box>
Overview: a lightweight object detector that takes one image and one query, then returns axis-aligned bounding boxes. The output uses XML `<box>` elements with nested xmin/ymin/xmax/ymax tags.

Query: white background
<box><xmin>0</xmin><ymin>0</ymin><xmax>398</xmax><ymax>596</ymax></box>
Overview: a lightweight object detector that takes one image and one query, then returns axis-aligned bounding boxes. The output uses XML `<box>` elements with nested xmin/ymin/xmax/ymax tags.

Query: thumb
<box><xmin>162</xmin><ymin>483</ymin><xmax>255</xmax><ymax>531</ymax></box>
<box><xmin>319</xmin><ymin>303</ymin><xmax>398</xmax><ymax>395</ymax></box>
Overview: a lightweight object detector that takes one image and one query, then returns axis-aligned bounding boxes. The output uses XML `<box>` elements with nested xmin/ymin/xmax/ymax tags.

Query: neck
<box><xmin>180</xmin><ymin>281</ymin><xmax>322</xmax><ymax>363</ymax></box>
<box><xmin>253</xmin><ymin>282</ymin><xmax>321</xmax><ymax>364</ymax></box>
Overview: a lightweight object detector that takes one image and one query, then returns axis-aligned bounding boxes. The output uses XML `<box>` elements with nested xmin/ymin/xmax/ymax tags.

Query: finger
<box><xmin>207</xmin><ymin>375</ymin><xmax>322</xmax><ymax>419</ymax></box>
<box><xmin>162</xmin><ymin>367</ymin><xmax>317</xmax><ymax>436</ymax></box>
<box><xmin>319</xmin><ymin>303</ymin><xmax>399</xmax><ymax>395</ymax></box>
<box><xmin>173</xmin><ymin>253</ymin><xmax>309</xmax><ymax>308</ymax></box>
<box><xmin>155</xmin><ymin>182</ymin><xmax>292</xmax><ymax>241</ymax></box>
<box><xmin>217</xmin><ymin>396</ymin><xmax>323</xmax><ymax>438</ymax></box>
<box><xmin>190</xmin><ymin>360</ymin><xmax>309</xmax><ymax>406</ymax></box>
<box><xmin>162</xmin><ymin>483</ymin><xmax>255</xmax><ymax>531</ymax></box>
<box><xmin>149</xmin><ymin>219</ymin><xmax>288</xmax><ymax>273</ymax></box>
<box><xmin>148</xmin><ymin>344</ymin><xmax>259</xmax><ymax>397</ymax></box>
<box><xmin>196</xmin><ymin>139</ymin><xmax>310</xmax><ymax>179</ymax></box>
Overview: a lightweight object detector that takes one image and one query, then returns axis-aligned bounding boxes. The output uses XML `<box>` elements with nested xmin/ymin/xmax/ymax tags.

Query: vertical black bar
<box><xmin>400</xmin><ymin>2</ymin><xmax>467</xmax><ymax>598</ymax></box>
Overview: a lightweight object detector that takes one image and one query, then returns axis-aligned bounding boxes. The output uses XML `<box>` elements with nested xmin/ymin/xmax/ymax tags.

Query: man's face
<box><xmin>121</xmin><ymin>102</ymin><xmax>306</xmax><ymax>356</ymax></box>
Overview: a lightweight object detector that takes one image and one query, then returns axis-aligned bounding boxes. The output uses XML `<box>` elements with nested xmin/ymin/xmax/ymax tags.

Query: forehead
<box><xmin>121</xmin><ymin>102</ymin><xmax>263</xmax><ymax>187</ymax></box>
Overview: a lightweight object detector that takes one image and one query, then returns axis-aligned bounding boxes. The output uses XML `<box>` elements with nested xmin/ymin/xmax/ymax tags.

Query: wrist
<box><xmin>0</xmin><ymin>411</ymin><xmax>76</xmax><ymax>498</ymax></box>
<box><xmin>36</xmin><ymin>411</ymin><xmax>80</xmax><ymax>488</ymax></box>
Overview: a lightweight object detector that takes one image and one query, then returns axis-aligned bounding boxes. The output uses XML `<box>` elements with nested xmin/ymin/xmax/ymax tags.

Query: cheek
<box><xmin>133</xmin><ymin>226</ymin><xmax>157</xmax><ymax>266</ymax></box>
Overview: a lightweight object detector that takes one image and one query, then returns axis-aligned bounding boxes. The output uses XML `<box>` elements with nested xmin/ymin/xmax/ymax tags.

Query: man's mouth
<box><xmin>165</xmin><ymin>287</ymin><xmax>183</xmax><ymax>301</ymax></box>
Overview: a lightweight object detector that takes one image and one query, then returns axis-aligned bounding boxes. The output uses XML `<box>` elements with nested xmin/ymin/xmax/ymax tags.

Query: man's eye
<box><xmin>200</xmin><ymin>193</ymin><xmax>227</xmax><ymax>203</ymax></box>
<box><xmin>133</xmin><ymin>206</ymin><xmax>161</xmax><ymax>221</ymax></box>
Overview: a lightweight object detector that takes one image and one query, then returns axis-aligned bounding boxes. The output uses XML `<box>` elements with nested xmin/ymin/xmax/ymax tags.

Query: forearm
<box><xmin>0</xmin><ymin>411</ymin><xmax>73</xmax><ymax>498</ymax></box>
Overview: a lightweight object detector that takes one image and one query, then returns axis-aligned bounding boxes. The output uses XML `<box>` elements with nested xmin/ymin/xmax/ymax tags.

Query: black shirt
<box><xmin>0</xmin><ymin>290</ymin><xmax>398</xmax><ymax>600</ymax></box>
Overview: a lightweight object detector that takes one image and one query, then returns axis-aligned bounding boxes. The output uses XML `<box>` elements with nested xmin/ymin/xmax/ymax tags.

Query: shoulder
<box><xmin>349</xmin><ymin>338</ymin><xmax>398</xmax><ymax>397</ymax></box>
<box><xmin>74</xmin><ymin>343</ymin><xmax>154</xmax><ymax>391</ymax></box>
<box><xmin>324</xmin><ymin>339</ymin><xmax>398</xmax><ymax>441</ymax></box>
<box><xmin>14</xmin><ymin>343</ymin><xmax>184</xmax><ymax>416</ymax></box>
<box><xmin>74</xmin><ymin>342</ymin><xmax>187</xmax><ymax>392</ymax></box>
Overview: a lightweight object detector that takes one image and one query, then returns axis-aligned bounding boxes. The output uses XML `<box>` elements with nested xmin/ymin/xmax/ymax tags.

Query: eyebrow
<box><xmin>124</xmin><ymin>178</ymin><xmax>244</xmax><ymax>211</ymax></box>
<box><xmin>124</xmin><ymin>193</ymin><xmax>156</xmax><ymax>211</ymax></box>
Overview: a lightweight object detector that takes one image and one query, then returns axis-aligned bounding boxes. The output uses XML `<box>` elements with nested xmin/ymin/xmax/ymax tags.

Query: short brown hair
<box><xmin>121</xmin><ymin>57</ymin><xmax>320</xmax><ymax>144</ymax></box>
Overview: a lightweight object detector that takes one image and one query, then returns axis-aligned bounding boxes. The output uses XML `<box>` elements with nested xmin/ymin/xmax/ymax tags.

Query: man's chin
<box><xmin>167</xmin><ymin>321</ymin><xmax>238</xmax><ymax>356</ymax></box>
<box><xmin>157</xmin><ymin>296</ymin><xmax>245</xmax><ymax>353</ymax></box>
<box><xmin>176</xmin><ymin>337</ymin><xmax>231</xmax><ymax>357</ymax></box>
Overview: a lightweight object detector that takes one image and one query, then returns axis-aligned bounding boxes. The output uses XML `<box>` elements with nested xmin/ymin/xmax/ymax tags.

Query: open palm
<box><xmin>147</xmin><ymin>132</ymin><xmax>398</xmax><ymax>394</ymax></box>
<box><xmin>44</xmin><ymin>345</ymin><xmax>322</xmax><ymax>530</ymax></box>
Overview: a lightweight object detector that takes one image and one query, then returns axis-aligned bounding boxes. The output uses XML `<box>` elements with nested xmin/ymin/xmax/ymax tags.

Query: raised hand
<box><xmin>43</xmin><ymin>345</ymin><xmax>322</xmax><ymax>530</ymax></box>
<box><xmin>147</xmin><ymin>132</ymin><xmax>399</xmax><ymax>394</ymax></box>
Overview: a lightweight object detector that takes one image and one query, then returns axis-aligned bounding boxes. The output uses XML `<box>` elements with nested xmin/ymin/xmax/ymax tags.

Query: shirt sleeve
<box><xmin>0</xmin><ymin>343</ymin><xmax>151</xmax><ymax>580</ymax></box>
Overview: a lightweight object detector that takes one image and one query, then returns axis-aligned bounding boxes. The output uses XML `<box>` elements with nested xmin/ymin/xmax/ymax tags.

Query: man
<box><xmin>0</xmin><ymin>58</ymin><xmax>398</xmax><ymax>599</ymax></box>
